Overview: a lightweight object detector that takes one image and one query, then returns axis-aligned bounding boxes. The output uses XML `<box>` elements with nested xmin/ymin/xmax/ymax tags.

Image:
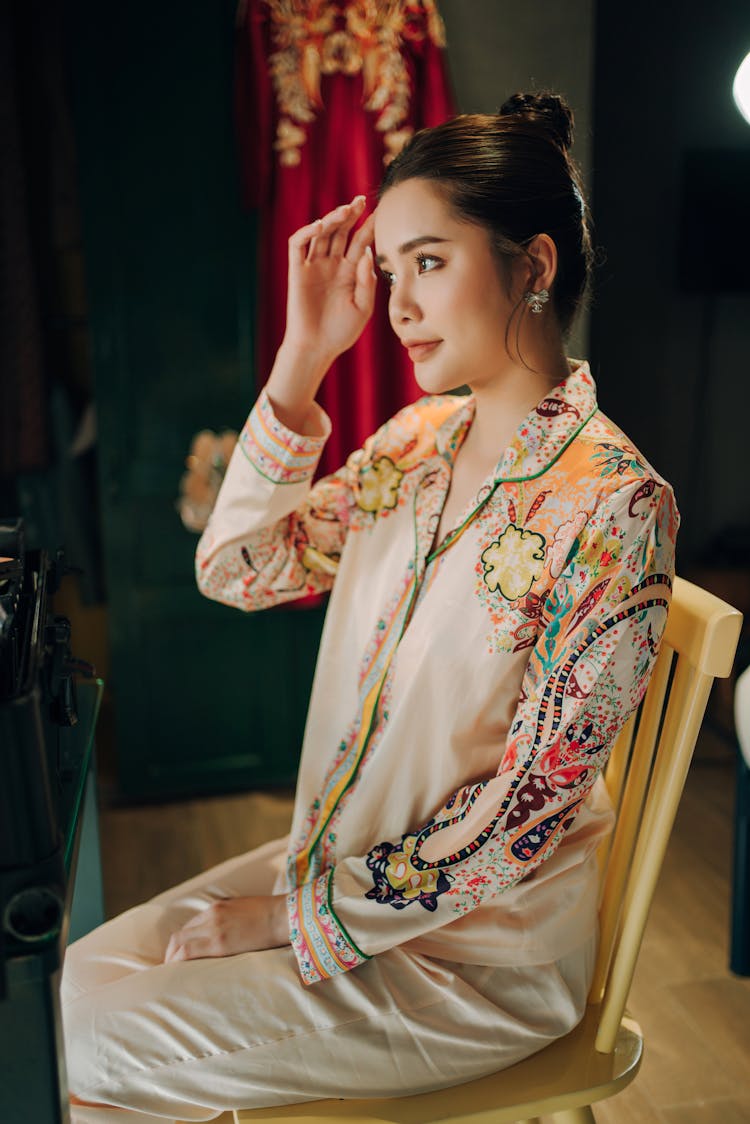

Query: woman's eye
<box><xmin>415</xmin><ymin>253</ymin><xmax>442</xmax><ymax>274</ymax></box>
<box><xmin>379</xmin><ymin>254</ymin><xmax>441</xmax><ymax>287</ymax></box>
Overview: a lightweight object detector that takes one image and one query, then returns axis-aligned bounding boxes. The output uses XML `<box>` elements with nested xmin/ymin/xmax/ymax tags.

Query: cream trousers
<box><xmin>61</xmin><ymin>835</ymin><xmax>595</xmax><ymax>1124</ymax></box>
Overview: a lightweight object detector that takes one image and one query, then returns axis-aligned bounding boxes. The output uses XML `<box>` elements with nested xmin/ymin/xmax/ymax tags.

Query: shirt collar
<box><xmin>434</xmin><ymin>358</ymin><xmax>598</xmax><ymax>482</ymax></box>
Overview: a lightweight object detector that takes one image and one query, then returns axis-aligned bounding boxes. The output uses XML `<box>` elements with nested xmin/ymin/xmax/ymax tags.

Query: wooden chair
<box><xmin>231</xmin><ymin>576</ymin><xmax>742</xmax><ymax>1124</ymax></box>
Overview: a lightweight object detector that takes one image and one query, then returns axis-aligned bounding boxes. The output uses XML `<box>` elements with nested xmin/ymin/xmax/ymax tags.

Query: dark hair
<box><xmin>378</xmin><ymin>91</ymin><xmax>593</xmax><ymax>338</ymax></box>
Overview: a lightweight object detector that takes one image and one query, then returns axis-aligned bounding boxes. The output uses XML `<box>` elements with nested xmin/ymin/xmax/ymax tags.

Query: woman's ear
<box><xmin>525</xmin><ymin>233</ymin><xmax>558</xmax><ymax>291</ymax></box>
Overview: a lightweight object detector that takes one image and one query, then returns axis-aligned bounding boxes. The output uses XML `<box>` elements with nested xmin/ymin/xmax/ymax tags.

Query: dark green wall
<box><xmin>67</xmin><ymin>0</ymin><xmax>325</xmax><ymax>799</ymax></box>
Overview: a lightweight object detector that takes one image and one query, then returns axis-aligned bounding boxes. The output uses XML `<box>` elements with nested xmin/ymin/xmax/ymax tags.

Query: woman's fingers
<box><xmin>353</xmin><ymin>243</ymin><xmax>377</xmax><ymax>314</ymax></box>
<box><xmin>307</xmin><ymin>199</ymin><xmax>358</xmax><ymax>261</ymax></box>
<box><xmin>288</xmin><ymin>217</ymin><xmax>323</xmax><ymax>268</ymax></box>
<box><xmin>344</xmin><ymin>211</ymin><xmax>375</xmax><ymax>264</ymax></box>
<box><xmin>288</xmin><ymin>197</ymin><xmax>371</xmax><ymax>267</ymax></box>
<box><xmin>163</xmin><ymin>918</ymin><xmax>214</xmax><ymax>962</ymax></box>
<box><xmin>164</xmin><ymin>934</ymin><xmax>207</xmax><ymax>962</ymax></box>
<box><xmin>328</xmin><ymin>195</ymin><xmax>367</xmax><ymax>258</ymax></box>
<box><xmin>164</xmin><ymin>933</ymin><xmax>181</xmax><ymax>961</ymax></box>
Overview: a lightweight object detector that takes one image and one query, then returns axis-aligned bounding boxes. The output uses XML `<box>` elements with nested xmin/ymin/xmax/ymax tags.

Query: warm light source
<box><xmin>734</xmin><ymin>51</ymin><xmax>750</xmax><ymax>124</ymax></box>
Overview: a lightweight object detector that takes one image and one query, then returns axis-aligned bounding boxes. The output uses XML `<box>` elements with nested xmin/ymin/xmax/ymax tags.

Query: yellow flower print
<box><xmin>301</xmin><ymin>546</ymin><xmax>340</xmax><ymax>576</ymax></box>
<box><xmin>481</xmin><ymin>524</ymin><xmax>547</xmax><ymax>602</ymax></box>
<box><xmin>384</xmin><ymin>835</ymin><xmax>443</xmax><ymax>900</ymax></box>
<box><xmin>357</xmin><ymin>456</ymin><xmax>404</xmax><ymax>513</ymax></box>
<box><xmin>366</xmin><ymin>829</ymin><xmax>453</xmax><ymax>910</ymax></box>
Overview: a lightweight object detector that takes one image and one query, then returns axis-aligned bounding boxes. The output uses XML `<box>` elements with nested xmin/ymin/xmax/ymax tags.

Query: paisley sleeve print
<box><xmin>288</xmin><ymin>477</ymin><xmax>679</xmax><ymax>984</ymax></box>
<box><xmin>195</xmin><ymin>387</ymin><xmax>352</xmax><ymax>610</ymax></box>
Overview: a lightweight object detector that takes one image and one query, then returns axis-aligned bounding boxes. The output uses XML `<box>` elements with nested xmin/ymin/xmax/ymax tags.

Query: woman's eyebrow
<box><xmin>375</xmin><ymin>235</ymin><xmax>451</xmax><ymax>266</ymax></box>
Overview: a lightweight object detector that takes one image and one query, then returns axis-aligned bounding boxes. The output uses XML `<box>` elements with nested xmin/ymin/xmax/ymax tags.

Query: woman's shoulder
<box><xmin>575</xmin><ymin>408</ymin><xmax>675</xmax><ymax>495</ymax></box>
<box><xmin>566</xmin><ymin>410</ymin><xmax>679</xmax><ymax>543</ymax></box>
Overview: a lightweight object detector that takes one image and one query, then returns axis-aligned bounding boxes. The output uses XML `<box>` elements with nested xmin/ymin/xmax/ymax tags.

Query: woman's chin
<box><xmin>412</xmin><ymin>366</ymin><xmax>462</xmax><ymax>397</ymax></box>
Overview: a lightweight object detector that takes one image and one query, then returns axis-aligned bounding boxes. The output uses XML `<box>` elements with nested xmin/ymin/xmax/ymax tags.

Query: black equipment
<box><xmin>0</xmin><ymin>518</ymin><xmax>80</xmax><ymax>994</ymax></box>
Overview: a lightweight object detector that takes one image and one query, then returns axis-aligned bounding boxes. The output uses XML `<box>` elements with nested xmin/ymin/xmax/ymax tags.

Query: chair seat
<box><xmin>232</xmin><ymin>1005</ymin><xmax>642</xmax><ymax>1124</ymax></box>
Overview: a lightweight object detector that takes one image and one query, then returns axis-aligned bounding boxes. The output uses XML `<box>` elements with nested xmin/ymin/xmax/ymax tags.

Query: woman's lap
<box><xmin>62</xmin><ymin>836</ymin><xmax>594</xmax><ymax>1123</ymax></box>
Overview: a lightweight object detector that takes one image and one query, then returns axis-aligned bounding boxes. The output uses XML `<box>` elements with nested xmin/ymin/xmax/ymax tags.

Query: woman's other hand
<box><xmin>265</xmin><ymin>196</ymin><xmax>376</xmax><ymax>435</ymax></box>
<box><xmin>163</xmin><ymin>895</ymin><xmax>289</xmax><ymax>962</ymax></box>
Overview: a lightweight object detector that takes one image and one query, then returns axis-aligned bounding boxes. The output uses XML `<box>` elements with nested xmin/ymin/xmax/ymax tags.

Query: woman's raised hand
<box><xmin>284</xmin><ymin>195</ymin><xmax>376</xmax><ymax>363</ymax></box>
<box><xmin>265</xmin><ymin>195</ymin><xmax>377</xmax><ymax>435</ymax></box>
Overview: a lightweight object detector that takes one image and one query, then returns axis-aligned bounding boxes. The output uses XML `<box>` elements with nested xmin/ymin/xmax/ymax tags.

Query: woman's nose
<box><xmin>389</xmin><ymin>279</ymin><xmax>422</xmax><ymax>326</ymax></box>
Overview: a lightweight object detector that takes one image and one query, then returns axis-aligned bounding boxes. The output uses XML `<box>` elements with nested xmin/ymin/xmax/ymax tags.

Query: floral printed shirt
<box><xmin>196</xmin><ymin>359</ymin><xmax>679</xmax><ymax>986</ymax></box>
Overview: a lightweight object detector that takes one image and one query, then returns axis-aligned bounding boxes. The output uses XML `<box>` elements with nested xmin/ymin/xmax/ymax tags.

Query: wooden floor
<box><xmin>98</xmin><ymin>727</ymin><xmax>750</xmax><ymax>1123</ymax></box>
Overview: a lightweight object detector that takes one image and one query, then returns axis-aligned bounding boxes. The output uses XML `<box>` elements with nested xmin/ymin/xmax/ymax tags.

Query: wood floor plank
<box><xmin>586</xmin><ymin>1079</ymin><xmax>666</xmax><ymax>1123</ymax></box>
<box><xmin>612</xmin><ymin>988</ymin><xmax>737</xmax><ymax>1108</ymax></box>
<box><xmin>100</xmin><ymin>790</ymin><xmax>294</xmax><ymax>918</ymax></box>
<box><xmin>659</xmin><ymin>1100</ymin><xmax>750</xmax><ymax>1123</ymax></box>
<box><xmin>666</xmin><ymin>977</ymin><xmax>750</xmax><ymax>1091</ymax></box>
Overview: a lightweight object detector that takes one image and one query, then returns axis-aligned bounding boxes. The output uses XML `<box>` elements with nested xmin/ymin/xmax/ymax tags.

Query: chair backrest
<box><xmin>589</xmin><ymin>576</ymin><xmax>742</xmax><ymax>1054</ymax></box>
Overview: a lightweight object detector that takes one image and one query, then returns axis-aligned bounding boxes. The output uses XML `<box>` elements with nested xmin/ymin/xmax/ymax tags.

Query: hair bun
<box><xmin>499</xmin><ymin>91</ymin><xmax>574</xmax><ymax>153</ymax></box>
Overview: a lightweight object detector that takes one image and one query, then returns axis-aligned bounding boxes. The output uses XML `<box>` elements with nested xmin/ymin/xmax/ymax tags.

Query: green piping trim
<box><xmin>427</xmin><ymin>480</ymin><xmax>501</xmax><ymax>564</ymax></box>
<box><xmin>426</xmin><ymin>406</ymin><xmax>599</xmax><ymax>564</ymax></box>
<box><xmin>303</xmin><ymin>498</ymin><xmax>423</xmax><ymax>865</ymax></box>
<box><xmin>305</xmin><ymin>572</ymin><xmax>418</xmax><ymax>862</ymax></box>
<box><xmin>240</xmin><ymin>437</ymin><xmax>315</xmax><ymax>486</ymax></box>
<box><xmin>326</xmin><ymin>869</ymin><xmax>371</xmax><ymax>961</ymax></box>
<box><xmin>496</xmin><ymin>405</ymin><xmax>599</xmax><ymax>484</ymax></box>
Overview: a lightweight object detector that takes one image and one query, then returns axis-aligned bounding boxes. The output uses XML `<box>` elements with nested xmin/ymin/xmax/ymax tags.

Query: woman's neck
<box><xmin>466</xmin><ymin>348</ymin><xmax>570</xmax><ymax>467</ymax></box>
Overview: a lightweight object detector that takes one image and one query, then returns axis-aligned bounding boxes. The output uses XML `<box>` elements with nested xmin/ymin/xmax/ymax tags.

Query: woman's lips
<box><xmin>405</xmin><ymin>340</ymin><xmax>441</xmax><ymax>361</ymax></box>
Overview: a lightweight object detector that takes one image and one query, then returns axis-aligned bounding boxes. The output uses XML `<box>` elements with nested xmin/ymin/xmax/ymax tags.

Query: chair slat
<box><xmin>604</xmin><ymin>712</ymin><xmax>635</xmax><ymax>814</ymax></box>
<box><xmin>666</xmin><ymin>576</ymin><xmax>742</xmax><ymax>678</ymax></box>
<box><xmin>596</xmin><ymin>662</ymin><xmax>715</xmax><ymax>1053</ymax></box>
<box><xmin>596</xmin><ymin>716</ymin><xmax>636</xmax><ymax>894</ymax></box>
<box><xmin>589</xmin><ymin>642</ymin><xmax>673</xmax><ymax>1001</ymax></box>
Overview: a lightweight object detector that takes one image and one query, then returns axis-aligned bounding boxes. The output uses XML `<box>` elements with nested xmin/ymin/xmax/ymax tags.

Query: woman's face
<box><xmin>374</xmin><ymin>178</ymin><xmax>525</xmax><ymax>395</ymax></box>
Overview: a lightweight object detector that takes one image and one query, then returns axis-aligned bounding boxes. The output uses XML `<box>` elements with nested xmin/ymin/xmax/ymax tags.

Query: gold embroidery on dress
<box><xmin>261</xmin><ymin>0</ymin><xmax>447</xmax><ymax>167</ymax></box>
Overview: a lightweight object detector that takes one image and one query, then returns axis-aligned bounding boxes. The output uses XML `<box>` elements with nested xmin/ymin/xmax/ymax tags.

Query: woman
<box><xmin>62</xmin><ymin>92</ymin><xmax>678</xmax><ymax>1122</ymax></box>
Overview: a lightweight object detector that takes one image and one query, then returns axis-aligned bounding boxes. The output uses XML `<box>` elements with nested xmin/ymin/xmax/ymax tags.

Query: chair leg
<box><xmin>548</xmin><ymin>1107</ymin><xmax>596</xmax><ymax>1123</ymax></box>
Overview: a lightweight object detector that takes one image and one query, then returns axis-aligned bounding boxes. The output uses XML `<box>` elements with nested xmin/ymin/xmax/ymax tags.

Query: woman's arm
<box><xmin>194</xmin><ymin>198</ymin><xmax>377</xmax><ymax>612</ymax></box>
<box><xmin>285</xmin><ymin>477</ymin><xmax>679</xmax><ymax>984</ymax></box>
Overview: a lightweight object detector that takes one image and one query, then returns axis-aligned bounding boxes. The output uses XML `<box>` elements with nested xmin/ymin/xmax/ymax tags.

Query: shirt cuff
<box><xmin>287</xmin><ymin>870</ymin><xmax>371</xmax><ymax>985</ymax></box>
<box><xmin>239</xmin><ymin>387</ymin><xmax>331</xmax><ymax>485</ymax></box>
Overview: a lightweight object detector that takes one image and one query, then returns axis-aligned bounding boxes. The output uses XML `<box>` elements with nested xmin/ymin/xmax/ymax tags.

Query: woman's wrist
<box><xmin>265</xmin><ymin>340</ymin><xmax>333</xmax><ymax>437</ymax></box>
<box><xmin>270</xmin><ymin>893</ymin><xmax>291</xmax><ymax>947</ymax></box>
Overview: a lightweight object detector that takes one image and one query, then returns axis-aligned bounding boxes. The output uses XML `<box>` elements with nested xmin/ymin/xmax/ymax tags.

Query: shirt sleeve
<box><xmin>286</xmin><ymin>476</ymin><xmax>679</xmax><ymax>984</ymax></box>
<box><xmin>195</xmin><ymin>387</ymin><xmax>353</xmax><ymax>610</ymax></box>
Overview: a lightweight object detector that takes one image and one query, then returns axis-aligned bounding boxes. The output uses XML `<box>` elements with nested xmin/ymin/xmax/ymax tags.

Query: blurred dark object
<box><xmin>0</xmin><ymin>518</ymin><xmax>84</xmax><ymax>983</ymax></box>
<box><xmin>678</xmin><ymin>149</ymin><xmax>750</xmax><ymax>293</ymax></box>
<box><xmin>0</xmin><ymin>517</ymin><xmax>103</xmax><ymax>1121</ymax></box>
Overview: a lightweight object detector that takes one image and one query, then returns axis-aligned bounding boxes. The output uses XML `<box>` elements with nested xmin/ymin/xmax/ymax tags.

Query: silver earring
<box><xmin>524</xmin><ymin>288</ymin><xmax>549</xmax><ymax>314</ymax></box>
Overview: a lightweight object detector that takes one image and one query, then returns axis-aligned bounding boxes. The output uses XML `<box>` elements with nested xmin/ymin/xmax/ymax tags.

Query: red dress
<box><xmin>235</xmin><ymin>0</ymin><xmax>456</xmax><ymax>477</ymax></box>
